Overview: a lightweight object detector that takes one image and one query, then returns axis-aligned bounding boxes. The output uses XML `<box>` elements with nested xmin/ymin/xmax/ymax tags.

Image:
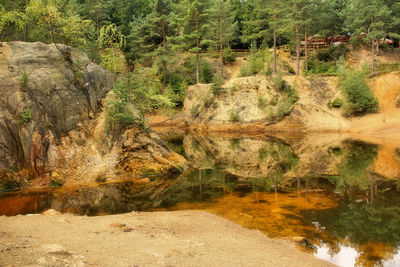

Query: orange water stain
<box><xmin>163</xmin><ymin>191</ymin><xmax>339</xmax><ymax>239</ymax></box>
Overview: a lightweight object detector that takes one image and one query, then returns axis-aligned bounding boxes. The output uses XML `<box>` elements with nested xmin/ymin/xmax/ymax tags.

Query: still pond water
<box><xmin>1</xmin><ymin>132</ymin><xmax>400</xmax><ymax>267</ymax></box>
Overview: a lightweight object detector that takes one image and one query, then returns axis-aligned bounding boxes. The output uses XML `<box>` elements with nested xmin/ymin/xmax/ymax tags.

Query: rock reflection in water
<box><xmin>1</xmin><ymin>132</ymin><xmax>400</xmax><ymax>267</ymax></box>
<box><xmin>0</xmin><ymin>178</ymin><xmax>177</xmax><ymax>216</ymax></box>
<box><xmin>161</xmin><ymin>133</ymin><xmax>400</xmax><ymax>267</ymax></box>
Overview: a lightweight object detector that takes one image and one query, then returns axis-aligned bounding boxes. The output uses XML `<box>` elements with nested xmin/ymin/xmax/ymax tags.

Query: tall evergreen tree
<box><xmin>171</xmin><ymin>0</ymin><xmax>211</xmax><ymax>84</ymax></box>
<box><xmin>205</xmin><ymin>0</ymin><xmax>237</xmax><ymax>80</ymax></box>
<box><xmin>277</xmin><ymin>0</ymin><xmax>313</xmax><ymax>75</ymax></box>
<box><xmin>130</xmin><ymin>0</ymin><xmax>172</xmax><ymax>89</ymax></box>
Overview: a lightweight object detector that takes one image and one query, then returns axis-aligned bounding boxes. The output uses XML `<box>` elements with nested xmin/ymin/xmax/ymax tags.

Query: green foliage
<box><xmin>257</xmin><ymin>96</ymin><xmax>268</xmax><ymax>110</ymax></box>
<box><xmin>229</xmin><ymin>139</ymin><xmax>241</xmax><ymax>150</ymax></box>
<box><xmin>328</xmin><ymin>98</ymin><xmax>343</xmax><ymax>108</ymax></box>
<box><xmin>229</xmin><ymin>84</ymin><xmax>239</xmax><ymax>96</ymax></box>
<box><xmin>211</xmin><ymin>82</ymin><xmax>223</xmax><ymax>96</ymax></box>
<box><xmin>0</xmin><ymin>5</ymin><xmax>26</xmax><ymax>42</ymax></box>
<box><xmin>100</xmin><ymin>48</ymin><xmax>125</xmax><ymax>74</ymax></box>
<box><xmin>98</xmin><ymin>24</ymin><xmax>125</xmax><ymax>73</ymax></box>
<box><xmin>376</xmin><ymin>62</ymin><xmax>400</xmax><ymax>74</ymax></box>
<box><xmin>20</xmin><ymin>108</ymin><xmax>32</xmax><ymax>124</ymax></box>
<box><xmin>200</xmin><ymin>61</ymin><xmax>213</xmax><ymax>83</ymax></box>
<box><xmin>271</xmin><ymin>75</ymin><xmax>287</xmax><ymax>91</ymax></box>
<box><xmin>274</xmin><ymin>98</ymin><xmax>293</xmax><ymax>120</ymax></box>
<box><xmin>98</xmin><ymin>24</ymin><xmax>125</xmax><ymax>50</ymax></box>
<box><xmin>105</xmin><ymin>66</ymin><xmax>174</xmax><ymax>130</ymax></box>
<box><xmin>165</xmin><ymin>80</ymin><xmax>187</xmax><ymax>107</ymax></box>
<box><xmin>339</xmin><ymin>68</ymin><xmax>379</xmax><ymax>115</ymax></box>
<box><xmin>50</xmin><ymin>177</ymin><xmax>64</xmax><ymax>187</ymax></box>
<box><xmin>222</xmin><ymin>47</ymin><xmax>235</xmax><ymax>64</ymax></box>
<box><xmin>257</xmin><ymin>140</ymin><xmax>298</xmax><ymax>176</ymax></box>
<box><xmin>306</xmin><ymin>56</ymin><xmax>337</xmax><ymax>75</ymax></box>
<box><xmin>334</xmin><ymin>141</ymin><xmax>378</xmax><ymax>189</ymax></box>
<box><xmin>271</xmin><ymin>75</ymin><xmax>298</xmax><ymax>103</ymax></box>
<box><xmin>26</xmin><ymin>0</ymin><xmax>92</xmax><ymax>58</ymax></box>
<box><xmin>19</xmin><ymin>71</ymin><xmax>28</xmax><ymax>87</ymax></box>
<box><xmin>239</xmin><ymin>47</ymin><xmax>266</xmax><ymax>77</ymax></box>
<box><xmin>228</xmin><ymin>109</ymin><xmax>240</xmax><ymax>122</ymax></box>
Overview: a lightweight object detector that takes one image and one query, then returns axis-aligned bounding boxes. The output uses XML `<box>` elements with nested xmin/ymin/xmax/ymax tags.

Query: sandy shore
<box><xmin>0</xmin><ymin>210</ymin><xmax>335</xmax><ymax>267</ymax></box>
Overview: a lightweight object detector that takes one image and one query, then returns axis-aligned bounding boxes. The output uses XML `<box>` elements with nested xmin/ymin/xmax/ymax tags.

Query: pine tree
<box><xmin>171</xmin><ymin>0</ymin><xmax>211</xmax><ymax>84</ymax></box>
<box><xmin>205</xmin><ymin>0</ymin><xmax>237</xmax><ymax>80</ymax></box>
<box><xmin>130</xmin><ymin>0</ymin><xmax>173</xmax><ymax>89</ymax></box>
<box><xmin>277</xmin><ymin>0</ymin><xmax>313</xmax><ymax>75</ymax></box>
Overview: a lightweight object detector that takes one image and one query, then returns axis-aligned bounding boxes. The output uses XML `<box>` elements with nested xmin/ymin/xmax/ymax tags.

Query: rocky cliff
<box><xmin>0</xmin><ymin>42</ymin><xmax>186</xmax><ymax>189</ymax></box>
<box><xmin>183</xmin><ymin>75</ymin><xmax>348</xmax><ymax>133</ymax></box>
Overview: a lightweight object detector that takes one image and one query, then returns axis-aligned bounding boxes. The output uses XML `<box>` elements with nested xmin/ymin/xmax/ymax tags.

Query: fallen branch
<box><xmin>134</xmin><ymin>115</ymin><xmax>187</xmax><ymax>138</ymax></box>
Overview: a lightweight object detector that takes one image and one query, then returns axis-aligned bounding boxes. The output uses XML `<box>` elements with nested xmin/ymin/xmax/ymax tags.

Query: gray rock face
<box><xmin>0</xmin><ymin>41</ymin><xmax>114</xmax><ymax>174</ymax></box>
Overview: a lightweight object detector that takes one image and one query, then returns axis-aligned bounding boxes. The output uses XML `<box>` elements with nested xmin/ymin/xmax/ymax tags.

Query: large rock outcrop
<box><xmin>0</xmin><ymin>42</ymin><xmax>187</xmax><ymax>188</ymax></box>
<box><xmin>0</xmin><ymin>41</ymin><xmax>113</xmax><ymax>173</ymax></box>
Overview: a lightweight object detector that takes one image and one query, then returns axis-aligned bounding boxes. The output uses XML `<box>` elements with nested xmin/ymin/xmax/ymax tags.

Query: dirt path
<box><xmin>0</xmin><ymin>210</ymin><xmax>335</xmax><ymax>267</ymax></box>
<box><xmin>350</xmin><ymin>72</ymin><xmax>400</xmax><ymax>140</ymax></box>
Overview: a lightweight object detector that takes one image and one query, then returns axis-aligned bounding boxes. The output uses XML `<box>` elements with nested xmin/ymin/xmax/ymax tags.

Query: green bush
<box><xmin>305</xmin><ymin>56</ymin><xmax>337</xmax><ymax>75</ymax></box>
<box><xmin>275</xmin><ymin>98</ymin><xmax>293</xmax><ymax>120</ymax></box>
<box><xmin>240</xmin><ymin>46</ymin><xmax>265</xmax><ymax>77</ymax></box>
<box><xmin>20</xmin><ymin>71</ymin><xmax>29</xmax><ymax>87</ymax></box>
<box><xmin>229</xmin><ymin>109</ymin><xmax>240</xmax><ymax>122</ymax></box>
<box><xmin>283</xmin><ymin>84</ymin><xmax>299</xmax><ymax>104</ymax></box>
<box><xmin>379</xmin><ymin>43</ymin><xmax>389</xmax><ymax>53</ymax></box>
<box><xmin>249</xmin><ymin>52</ymin><xmax>264</xmax><ymax>75</ymax></box>
<box><xmin>200</xmin><ymin>61</ymin><xmax>213</xmax><ymax>83</ymax></box>
<box><xmin>105</xmin><ymin>66</ymin><xmax>174</xmax><ymax>130</ymax></box>
<box><xmin>50</xmin><ymin>178</ymin><xmax>64</xmax><ymax>187</ymax></box>
<box><xmin>229</xmin><ymin>85</ymin><xmax>239</xmax><ymax>96</ymax></box>
<box><xmin>239</xmin><ymin>65</ymin><xmax>251</xmax><ymax>77</ymax></box>
<box><xmin>257</xmin><ymin>96</ymin><xmax>268</xmax><ymax>109</ymax></box>
<box><xmin>20</xmin><ymin>109</ymin><xmax>32</xmax><ymax>123</ymax></box>
<box><xmin>329</xmin><ymin>98</ymin><xmax>343</xmax><ymax>108</ymax></box>
<box><xmin>223</xmin><ymin>47</ymin><xmax>235</xmax><ymax>64</ymax></box>
<box><xmin>211</xmin><ymin>82</ymin><xmax>223</xmax><ymax>96</ymax></box>
<box><xmin>339</xmin><ymin>69</ymin><xmax>378</xmax><ymax>115</ymax></box>
<box><xmin>271</xmin><ymin>75</ymin><xmax>287</xmax><ymax>91</ymax></box>
<box><xmin>269</xmin><ymin>96</ymin><xmax>278</xmax><ymax>106</ymax></box>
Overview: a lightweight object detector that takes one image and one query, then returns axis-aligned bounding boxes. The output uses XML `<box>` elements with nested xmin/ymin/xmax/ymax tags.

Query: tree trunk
<box><xmin>376</xmin><ymin>38</ymin><xmax>379</xmax><ymax>55</ymax></box>
<box><xmin>371</xmin><ymin>39</ymin><xmax>375</xmax><ymax>73</ymax></box>
<box><xmin>199</xmin><ymin>169</ymin><xmax>203</xmax><ymax>201</ymax></box>
<box><xmin>305</xmin><ymin>30</ymin><xmax>308</xmax><ymax>72</ymax></box>
<box><xmin>162</xmin><ymin>16</ymin><xmax>167</xmax><ymax>90</ymax></box>
<box><xmin>296</xmin><ymin>22</ymin><xmax>300</xmax><ymax>75</ymax></box>
<box><xmin>196</xmin><ymin>10</ymin><xmax>200</xmax><ymax>84</ymax></box>
<box><xmin>219</xmin><ymin>15</ymin><xmax>223</xmax><ymax>80</ymax></box>
<box><xmin>273</xmin><ymin>0</ymin><xmax>277</xmax><ymax>74</ymax></box>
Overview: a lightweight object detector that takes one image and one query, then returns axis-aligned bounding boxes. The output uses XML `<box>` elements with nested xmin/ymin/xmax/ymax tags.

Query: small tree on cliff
<box><xmin>0</xmin><ymin>5</ymin><xmax>26</xmax><ymax>44</ymax></box>
<box><xmin>26</xmin><ymin>0</ymin><xmax>91</xmax><ymax>61</ymax></box>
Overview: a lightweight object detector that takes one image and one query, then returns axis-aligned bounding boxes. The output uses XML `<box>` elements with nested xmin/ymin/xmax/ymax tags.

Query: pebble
<box><xmin>43</xmin><ymin>209</ymin><xmax>62</xmax><ymax>216</ymax></box>
<box><xmin>42</xmin><ymin>244</ymin><xmax>70</xmax><ymax>255</ymax></box>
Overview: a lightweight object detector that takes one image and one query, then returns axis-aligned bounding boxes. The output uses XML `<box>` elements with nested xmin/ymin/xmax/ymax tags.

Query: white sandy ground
<box><xmin>0</xmin><ymin>210</ymin><xmax>335</xmax><ymax>267</ymax></box>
